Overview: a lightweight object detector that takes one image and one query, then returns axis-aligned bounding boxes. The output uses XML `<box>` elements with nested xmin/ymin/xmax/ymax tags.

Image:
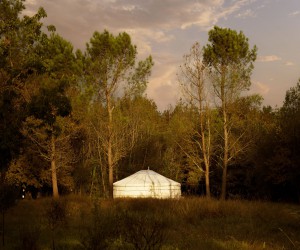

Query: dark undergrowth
<box><xmin>1</xmin><ymin>195</ymin><xmax>300</xmax><ymax>250</ymax></box>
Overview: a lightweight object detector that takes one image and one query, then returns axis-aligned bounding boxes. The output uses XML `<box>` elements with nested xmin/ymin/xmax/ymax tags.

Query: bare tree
<box><xmin>178</xmin><ymin>42</ymin><xmax>213</xmax><ymax>197</ymax></box>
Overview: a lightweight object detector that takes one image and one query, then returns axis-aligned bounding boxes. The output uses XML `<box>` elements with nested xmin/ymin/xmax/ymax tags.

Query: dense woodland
<box><xmin>1</xmin><ymin>0</ymin><xmax>300</xmax><ymax>203</ymax></box>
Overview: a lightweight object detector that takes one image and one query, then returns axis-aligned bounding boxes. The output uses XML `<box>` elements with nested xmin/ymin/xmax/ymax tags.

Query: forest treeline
<box><xmin>1</xmin><ymin>0</ymin><xmax>300</xmax><ymax>202</ymax></box>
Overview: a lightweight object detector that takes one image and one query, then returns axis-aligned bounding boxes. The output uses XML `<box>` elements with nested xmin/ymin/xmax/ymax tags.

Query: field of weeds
<box><xmin>1</xmin><ymin>196</ymin><xmax>300</xmax><ymax>249</ymax></box>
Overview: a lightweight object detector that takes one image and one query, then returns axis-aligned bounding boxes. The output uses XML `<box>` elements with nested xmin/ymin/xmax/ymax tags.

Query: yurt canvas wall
<box><xmin>113</xmin><ymin>169</ymin><xmax>181</xmax><ymax>199</ymax></box>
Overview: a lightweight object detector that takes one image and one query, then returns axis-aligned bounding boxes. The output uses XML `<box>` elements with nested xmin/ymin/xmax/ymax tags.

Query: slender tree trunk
<box><xmin>200</xmin><ymin>117</ymin><xmax>211</xmax><ymax>198</ymax></box>
<box><xmin>221</xmin><ymin>123</ymin><xmax>229</xmax><ymax>200</ymax></box>
<box><xmin>96</xmin><ymin>140</ymin><xmax>106</xmax><ymax>197</ymax></box>
<box><xmin>51</xmin><ymin>134</ymin><xmax>59</xmax><ymax>199</ymax></box>
<box><xmin>203</xmin><ymin>149</ymin><xmax>211</xmax><ymax>198</ymax></box>
<box><xmin>220</xmin><ymin>69</ymin><xmax>229</xmax><ymax>200</ymax></box>
<box><xmin>106</xmin><ymin>92</ymin><xmax>114</xmax><ymax>198</ymax></box>
<box><xmin>197</xmin><ymin>69</ymin><xmax>211</xmax><ymax>198</ymax></box>
<box><xmin>221</xmin><ymin>98</ymin><xmax>229</xmax><ymax>200</ymax></box>
<box><xmin>108</xmin><ymin>139</ymin><xmax>113</xmax><ymax>198</ymax></box>
<box><xmin>204</xmin><ymin>157</ymin><xmax>210</xmax><ymax>197</ymax></box>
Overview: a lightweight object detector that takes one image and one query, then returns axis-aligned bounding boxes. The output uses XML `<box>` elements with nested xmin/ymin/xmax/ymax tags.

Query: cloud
<box><xmin>22</xmin><ymin>0</ymin><xmax>39</xmax><ymax>15</ymax></box>
<box><xmin>251</xmin><ymin>81</ymin><xmax>270</xmax><ymax>95</ymax></box>
<box><xmin>257</xmin><ymin>55</ymin><xmax>282</xmax><ymax>62</ymax></box>
<box><xmin>146</xmin><ymin>53</ymin><xmax>181</xmax><ymax>110</ymax></box>
<box><xmin>182</xmin><ymin>0</ymin><xmax>259</xmax><ymax>28</ymax></box>
<box><xmin>23</xmin><ymin>0</ymin><xmax>258</xmax><ymax>51</ymax></box>
<box><xmin>23</xmin><ymin>0</ymin><xmax>38</xmax><ymax>5</ymax></box>
<box><xmin>236</xmin><ymin>9</ymin><xmax>256</xmax><ymax>18</ymax></box>
<box><xmin>24</xmin><ymin>0</ymin><xmax>256</xmax><ymax>34</ymax></box>
<box><xmin>23</xmin><ymin>0</ymin><xmax>258</xmax><ymax>53</ymax></box>
<box><xmin>285</xmin><ymin>61</ymin><xmax>295</xmax><ymax>66</ymax></box>
<box><xmin>257</xmin><ymin>56</ymin><xmax>295</xmax><ymax>67</ymax></box>
<box><xmin>289</xmin><ymin>11</ymin><xmax>300</xmax><ymax>16</ymax></box>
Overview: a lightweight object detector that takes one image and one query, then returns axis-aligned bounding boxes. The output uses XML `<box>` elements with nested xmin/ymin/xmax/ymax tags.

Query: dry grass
<box><xmin>2</xmin><ymin>196</ymin><xmax>300</xmax><ymax>249</ymax></box>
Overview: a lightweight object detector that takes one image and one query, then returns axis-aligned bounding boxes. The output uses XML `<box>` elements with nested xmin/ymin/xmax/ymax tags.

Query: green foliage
<box><xmin>255</xmin><ymin>80</ymin><xmax>300</xmax><ymax>201</ymax></box>
<box><xmin>281</xmin><ymin>79</ymin><xmax>300</xmax><ymax>150</ymax></box>
<box><xmin>29</xmin><ymin>83</ymin><xmax>72</xmax><ymax>127</ymax></box>
<box><xmin>0</xmin><ymin>1</ymin><xmax>46</xmax><ymax>72</ymax></box>
<box><xmin>86</xmin><ymin>30</ymin><xmax>137</xmax><ymax>92</ymax></box>
<box><xmin>204</xmin><ymin>26</ymin><xmax>257</xmax><ymax>66</ymax></box>
<box><xmin>203</xmin><ymin>25</ymin><xmax>257</xmax><ymax>97</ymax></box>
<box><xmin>28</xmin><ymin>32</ymin><xmax>75</xmax><ymax>127</ymax></box>
<box><xmin>117</xmin><ymin>96</ymin><xmax>162</xmax><ymax>177</ymax></box>
<box><xmin>0</xmin><ymin>0</ymin><xmax>46</xmax><ymax>171</ymax></box>
<box><xmin>85</xmin><ymin>29</ymin><xmax>153</xmax><ymax>102</ymax></box>
<box><xmin>6</xmin><ymin>152</ymin><xmax>45</xmax><ymax>189</ymax></box>
<box><xmin>41</xmin><ymin>32</ymin><xmax>76</xmax><ymax>78</ymax></box>
<box><xmin>161</xmin><ymin>103</ymin><xmax>198</xmax><ymax>184</ymax></box>
<box><xmin>0</xmin><ymin>90</ymin><xmax>25</xmax><ymax>170</ymax></box>
<box><xmin>126</xmin><ymin>56</ymin><xmax>154</xmax><ymax>98</ymax></box>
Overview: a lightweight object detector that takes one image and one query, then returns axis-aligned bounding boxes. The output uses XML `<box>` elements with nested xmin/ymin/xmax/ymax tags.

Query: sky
<box><xmin>24</xmin><ymin>0</ymin><xmax>300</xmax><ymax>111</ymax></box>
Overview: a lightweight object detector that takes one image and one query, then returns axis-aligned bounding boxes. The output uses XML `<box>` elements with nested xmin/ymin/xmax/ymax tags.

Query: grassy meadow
<box><xmin>1</xmin><ymin>196</ymin><xmax>300</xmax><ymax>250</ymax></box>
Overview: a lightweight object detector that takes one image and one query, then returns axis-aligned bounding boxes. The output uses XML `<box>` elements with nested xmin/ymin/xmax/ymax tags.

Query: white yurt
<box><xmin>113</xmin><ymin>169</ymin><xmax>181</xmax><ymax>199</ymax></box>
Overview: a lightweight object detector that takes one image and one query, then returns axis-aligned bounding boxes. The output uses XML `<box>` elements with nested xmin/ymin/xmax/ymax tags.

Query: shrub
<box><xmin>120</xmin><ymin>209</ymin><xmax>168</xmax><ymax>250</ymax></box>
<box><xmin>44</xmin><ymin>198</ymin><xmax>68</xmax><ymax>250</ymax></box>
<box><xmin>80</xmin><ymin>204</ymin><xmax>119</xmax><ymax>250</ymax></box>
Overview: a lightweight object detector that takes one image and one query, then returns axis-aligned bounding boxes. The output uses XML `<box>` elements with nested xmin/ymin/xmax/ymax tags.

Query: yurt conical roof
<box><xmin>113</xmin><ymin>169</ymin><xmax>181</xmax><ymax>199</ymax></box>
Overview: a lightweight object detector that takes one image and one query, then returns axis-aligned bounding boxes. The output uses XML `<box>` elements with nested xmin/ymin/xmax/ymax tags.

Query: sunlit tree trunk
<box><xmin>51</xmin><ymin>133</ymin><xmax>59</xmax><ymax>199</ymax></box>
<box><xmin>198</xmin><ymin>84</ymin><xmax>212</xmax><ymax>198</ymax></box>
<box><xmin>201</xmin><ymin>115</ymin><xmax>211</xmax><ymax>198</ymax></box>
<box><xmin>221</xmin><ymin>110</ymin><xmax>229</xmax><ymax>200</ymax></box>
<box><xmin>106</xmin><ymin>91</ymin><xmax>114</xmax><ymax>198</ymax></box>
<box><xmin>220</xmin><ymin>73</ymin><xmax>229</xmax><ymax>200</ymax></box>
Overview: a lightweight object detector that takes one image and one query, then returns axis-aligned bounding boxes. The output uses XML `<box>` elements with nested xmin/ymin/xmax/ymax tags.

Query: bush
<box><xmin>120</xmin><ymin>210</ymin><xmax>168</xmax><ymax>250</ymax></box>
<box><xmin>44</xmin><ymin>198</ymin><xmax>68</xmax><ymax>250</ymax></box>
<box><xmin>80</xmin><ymin>204</ymin><xmax>119</xmax><ymax>250</ymax></box>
